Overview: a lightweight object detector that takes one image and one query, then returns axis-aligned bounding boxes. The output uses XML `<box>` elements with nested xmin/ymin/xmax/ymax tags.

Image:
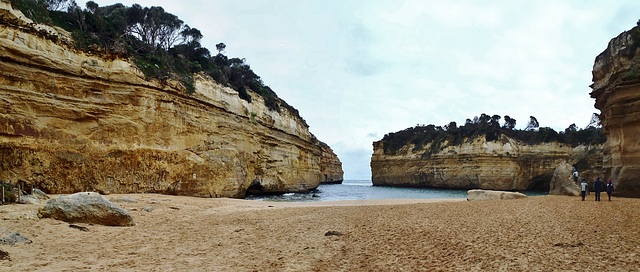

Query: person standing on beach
<box><xmin>580</xmin><ymin>179</ymin><xmax>588</xmax><ymax>201</ymax></box>
<box><xmin>606</xmin><ymin>179</ymin><xmax>614</xmax><ymax>201</ymax></box>
<box><xmin>593</xmin><ymin>177</ymin><xmax>603</xmax><ymax>201</ymax></box>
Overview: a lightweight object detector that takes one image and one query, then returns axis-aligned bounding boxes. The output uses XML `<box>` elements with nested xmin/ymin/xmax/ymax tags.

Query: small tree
<box><xmin>45</xmin><ymin>0</ymin><xmax>70</xmax><ymax>11</ymax></box>
<box><xmin>490</xmin><ymin>114</ymin><xmax>501</xmax><ymax>127</ymax></box>
<box><xmin>216</xmin><ymin>42</ymin><xmax>226</xmax><ymax>54</ymax></box>
<box><xmin>86</xmin><ymin>1</ymin><xmax>98</xmax><ymax>14</ymax></box>
<box><xmin>586</xmin><ymin>113</ymin><xmax>601</xmax><ymax>128</ymax></box>
<box><xmin>525</xmin><ymin>116</ymin><xmax>539</xmax><ymax>131</ymax></box>
<box><xmin>503</xmin><ymin>115</ymin><xmax>516</xmax><ymax>129</ymax></box>
<box><xmin>67</xmin><ymin>1</ymin><xmax>87</xmax><ymax>32</ymax></box>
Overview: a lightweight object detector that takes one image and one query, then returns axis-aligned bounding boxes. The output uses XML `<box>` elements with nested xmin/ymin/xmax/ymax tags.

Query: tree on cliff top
<box><xmin>44</xmin><ymin>0</ymin><xmax>69</xmax><ymax>11</ymax></box>
<box><xmin>9</xmin><ymin>0</ymin><xmax>296</xmax><ymax>115</ymax></box>
<box><xmin>381</xmin><ymin>113</ymin><xmax>606</xmax><ymax>156</ymax></box>
<box><xmin>525</xmin><ymin>116</ymin><xmax>539</xmax><ymax>131</ymax></box>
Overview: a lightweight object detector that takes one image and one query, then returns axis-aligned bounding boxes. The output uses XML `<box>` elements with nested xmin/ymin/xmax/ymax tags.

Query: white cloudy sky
<box><xmin>87</xmin><ymin>0</ymin><xmax>640</xmax><ymax>180</ymax></box>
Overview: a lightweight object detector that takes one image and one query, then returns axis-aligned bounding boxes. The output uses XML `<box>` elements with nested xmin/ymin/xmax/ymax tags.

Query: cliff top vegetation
<box><xmin>380</xmin><ymin>113</ymin><xmax>606</xmax><ymax>157</ymax></box>
<box><xmin>8</xmin><ymin>0</ymin><xmax>300</xmax><ymax>117</ymax></box>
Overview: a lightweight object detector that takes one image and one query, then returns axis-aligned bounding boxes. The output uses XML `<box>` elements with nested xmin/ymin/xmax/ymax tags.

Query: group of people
<box><xmin>576</xmin><ymin>169</ymin><xmax>614</xmax><ymax>201</ymax></box>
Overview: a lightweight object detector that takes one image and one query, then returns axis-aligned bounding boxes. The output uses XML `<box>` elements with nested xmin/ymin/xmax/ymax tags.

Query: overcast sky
<box><xmin>88</xmin><ymin>0</ymin><xmax>640</xmax><ymax>180</ymax></box>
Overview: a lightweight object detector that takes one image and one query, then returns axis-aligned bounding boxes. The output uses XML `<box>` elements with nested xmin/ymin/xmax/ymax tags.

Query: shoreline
<box><xmin>2</xmin><ymin>194</ymin><xmax>639</xmax><ymax>271</ymax></box>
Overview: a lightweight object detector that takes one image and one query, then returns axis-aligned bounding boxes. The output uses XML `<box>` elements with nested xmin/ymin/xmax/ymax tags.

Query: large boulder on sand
<box><xmin>467</xmin><ymin>189</ymin><xmax>527</xmax><ymax>201</ymax></box>
<box><xmin>549</xmin><ymin>161</ymin><xmax>580</xmax><ymax>196</ymax></box>
<box><xmin>39</xmin><ymin>192</ymin><xmax>135</xmax><ymax>226</ymax></box>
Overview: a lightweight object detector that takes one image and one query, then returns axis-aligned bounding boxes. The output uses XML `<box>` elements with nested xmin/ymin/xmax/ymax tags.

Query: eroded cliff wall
<box><xmin>591</xmin><ymin>23</ymin><xmax>640</xmax><ymax>197</ymax></box>
<box><xmin>0</xmin><ymin>2</ymin><xmax>342</xmax><ymax>197</ymax></box>
<box><xmin>371</xmin><ymin>135</ymin><xmax>602</xmax><ymax>191</ymax></box>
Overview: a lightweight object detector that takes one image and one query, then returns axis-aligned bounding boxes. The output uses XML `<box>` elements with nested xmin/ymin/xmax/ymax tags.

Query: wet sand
<box><xmin>1</xmin><ymin>194</ymin><xmax>639</xmax><ymax>271</ymax></box>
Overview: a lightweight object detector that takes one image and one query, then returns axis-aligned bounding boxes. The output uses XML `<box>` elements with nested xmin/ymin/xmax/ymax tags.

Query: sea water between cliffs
<box><xmin>245</xmin><ymin>180</ymin><xmax>548</xmax><ymax>202</ymax></box>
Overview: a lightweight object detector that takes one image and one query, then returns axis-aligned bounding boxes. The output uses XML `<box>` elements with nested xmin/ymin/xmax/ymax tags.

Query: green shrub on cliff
<box><xmin>9</xmin><ymin>0</ymin><xmax>289</xmax><ymax>112</ymax></box>
<box><xmin>381</xmin><ymin>113</ymin><xmax>606</xmax><ymax>156</ymax></box>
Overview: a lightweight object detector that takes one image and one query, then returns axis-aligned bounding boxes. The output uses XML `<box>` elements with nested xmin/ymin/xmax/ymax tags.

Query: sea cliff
<box><xmin>0</xmin><ymin>1</ymin><xmax>342</xmax><ymax>197</ymax></box>
<box><xmin>371</xmin><ymin>134</ymin><xmax>602</xmax><ymax>191</ymax></box>
<box><xmin>591</xmin><ymin>23</ymin><xmax>640</xmax><ymax>197</ymax></box>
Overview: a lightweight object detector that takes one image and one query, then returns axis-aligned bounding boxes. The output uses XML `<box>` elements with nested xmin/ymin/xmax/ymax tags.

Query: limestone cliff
<box><xmin>0</xmin><ymin>2</ymin><xmax>342</xmax><ymax>197</ymax></box>
<box><xmin>371</xmin><ymin>135</ymin><xmax>602</xmax><ymax>191</ymax></box>
<box><xmin>590</xmin><ymin>23</ymin><xmax>640</xmax><ymax>197</ymax></box>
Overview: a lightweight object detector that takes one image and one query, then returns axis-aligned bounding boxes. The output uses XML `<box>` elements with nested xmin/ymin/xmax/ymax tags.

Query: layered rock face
<box><xmin>371</xmin><ymin>135</ymin><xmax>602</xmax><ymax>191</ymax></box>
<box><xmin>591</xmin><ymin>24</ymin><xmax>640</xmax><ymax>197</ymax></box>
<box><xmin>0</xmin><ymin>2</ymin><xmax>342</xmax><ymax>198</ymax></box>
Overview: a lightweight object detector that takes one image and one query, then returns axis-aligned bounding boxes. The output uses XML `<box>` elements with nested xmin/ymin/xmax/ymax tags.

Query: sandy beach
<box><xmin>1</xmin><ymin>194</ymin><xmax>639</xmax><ymax>271</ymax></box>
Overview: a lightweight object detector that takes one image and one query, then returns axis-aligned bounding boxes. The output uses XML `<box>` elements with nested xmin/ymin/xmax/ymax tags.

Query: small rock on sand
<box><xmin>109</xmin><ymin>196</ymin><xmax>138</xmax><ymax>203</ymax></box>
<box><xmin>0</xmin><ymin>229</ymin><xmax>31</xmax><ymax>245</ymax></box>
<box><xmin>467</xmin><ymin>189</ymin><xmax>526</xmax><ymax>201</ymax></box>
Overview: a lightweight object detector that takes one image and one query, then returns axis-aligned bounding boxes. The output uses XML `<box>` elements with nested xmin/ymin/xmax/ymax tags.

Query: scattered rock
<box><xmin>549</xmin><ymin>161</ymin><xmax>580</xmax><ymax>196</ymax></box>
<box><xmin>18</xmin><ymin>195</ymin><xmax>40</xmax><ymax>204</ymax></box>
<box><xmin>467</xmin><ymin>189</ymin><xmax>527</xmax><ymax>201</ymax></box>
<box><xmin>109</xmin><ymin>196</ymin><xmax>138</xmax><ymax>203</ymax></box>
<box><xmin>169</xmin><ymin>206</ymin><xmax>180</xmax><ymax>210</ymax></box>
<box><xmin>69</xmin><ymin>224</ymin><xmax>89</xmax><ymax>232</ymax></box>
<box><xmin>0</xmin><ymin>249</ymin><xmax>9</xmax><ymax>261</ymax></box>
<box><xmin>38</xmin><ymin>192</ymin><xmax>135</xmax><ymax>226</ymax></box>
<box><xmin>142</xmin><ymin>206</ymin><xmax>154</xmax><ymax>212</ymax></box>
<box><xmin>31</xmin><ymin>188</ymin><xmax>49</xmax><ymax>200</ymax></box>
<box><xmin>324</xmin><ymin>231</ymin><xmax>344</xmax><ymax>237</ymax></box>
<box><xmin>2</xmin><ymin>210</ymin><xmax>39</xmax><ymax>220</ymax></box>
<box><xmin>0</xmin><ymin>229</ymin><xmax>32</xmax><ymax>245</ymax></box>
<box><xmin>161</xmin><ymin>199</ymin><xmax>171</xmax><ymax>202</ymax></box>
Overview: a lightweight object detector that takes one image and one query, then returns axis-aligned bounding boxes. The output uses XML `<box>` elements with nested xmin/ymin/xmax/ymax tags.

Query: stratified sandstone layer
<box><xmin>0</xmin><ymin>2</ymin><xmax>342</xmax><ymax>197</ymax></box>
<box><xmin>591</xmin><ymin>24</ymin><xmax>640</xmax><ymax>197</ymax></box>
<box><xmin>371</xmin><ymin>135</ymin><xmax>602</xmax><ymax>191</ymax></box>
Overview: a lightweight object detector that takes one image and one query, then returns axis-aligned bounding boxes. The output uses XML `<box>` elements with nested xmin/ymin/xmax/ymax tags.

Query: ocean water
<box><xmin>245</xmin><ymin>180</ymin><xmax>548</xmax><ymax>202</ymax></box>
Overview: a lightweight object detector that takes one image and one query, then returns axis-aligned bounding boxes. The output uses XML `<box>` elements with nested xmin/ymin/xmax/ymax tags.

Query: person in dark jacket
<box><xmin>593</xmin><ymin>177</ymin><xmax>603</xmax><ymax>201</ymax></box>
<box><xmin>606</xmin><ymin>179</ymin><xmax>614</xmax><ymax>201</ymax></box>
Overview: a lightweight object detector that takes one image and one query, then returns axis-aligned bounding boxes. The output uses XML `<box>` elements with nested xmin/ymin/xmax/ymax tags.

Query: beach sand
<box><xmin>1</xmin><ymin>194</ymin><xmax>639</xmax><ymax>271</ymax></box>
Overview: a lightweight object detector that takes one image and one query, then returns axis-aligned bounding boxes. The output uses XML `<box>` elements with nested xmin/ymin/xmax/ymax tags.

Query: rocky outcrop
<box><xmin>371</xmin><ymin>135</ymin><xmax>603</xmax><ymax>191</ymax></box>
<box><xmin>319</xmin><ymin>142</ymin><xmax>344</xmax><ymax>184</ymax></box>
<box><xmin>549</xmin><ymin>161</ymin><xmax>581</xmax><ymax>196</ymax></box>
<box><xmin>590</xmin><ymin>23</ymin><xmax>640</xmax><ymax>197</ymax></box>
<box><xmin>0</xmin><ymin>2</ymin><xmax>342</xmax><ymax>197</ymax></box>
<box><xmin>38</xmin><ymin>192</ymin><xmax>135</xmax><ymax>226</ymax></box>
<box><xmin>466</xmin><ymin>189</ymin><xmax>526</xmax><ymax>201</ymax></box>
